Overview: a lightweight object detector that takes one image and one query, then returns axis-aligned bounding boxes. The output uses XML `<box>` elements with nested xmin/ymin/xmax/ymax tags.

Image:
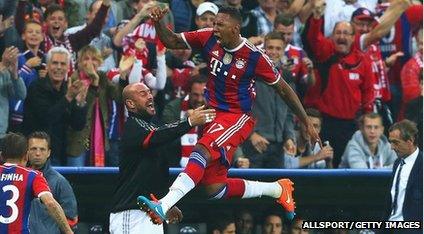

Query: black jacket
<box><xmin>384</xmin><ymin>150</ymin><xmax>423</xmax><ymax>221</ymax></box>
<box><xmin>22</xmin><ymin>77</ymin><xmax>87</xmax><ymax>163</ymax></box>
<box><xmin>111</xmin><ymin>112</ymin><xmax>191</xmax><ymax>212</ymax></box>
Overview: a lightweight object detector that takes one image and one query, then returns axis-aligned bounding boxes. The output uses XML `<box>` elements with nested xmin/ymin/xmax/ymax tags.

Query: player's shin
<box><xmin>160</xmin><ymin>151</ymin><xmax>207</xmax><ymax>212</ymax></box>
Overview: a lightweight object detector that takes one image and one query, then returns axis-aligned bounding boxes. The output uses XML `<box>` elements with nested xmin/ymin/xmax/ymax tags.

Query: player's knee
<box><xmin>193</xmin><ymin>144</ymin><xmax>212</xmax><ymax>163</ymax></box>
<box><xmin>206</xmin><ymin>183</ymin><xmax>227</xmax><ymax>199</ymax></box>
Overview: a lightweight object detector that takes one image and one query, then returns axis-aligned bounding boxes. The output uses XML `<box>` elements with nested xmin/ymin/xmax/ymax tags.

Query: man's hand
<box><xmin>119</xmin><ymin>55</ymin><xmax>135</xmax><ymax>80</ymax></box>
<box><xmin>305</xmin><ymin>118</ymin><xmax>321</xmax><ymax>146</ymax></box>
<box><xmin>312</xmin><ymin>0</ymin><xmax>326</xmax><ymax>19</ymax></box>
<box><xmin>302</xmin><ymin>57</ymin><xmax>314</xmax><ymax>72</ymax></box>
<box><xmin>250</xmin><ymin>132</ymin><xmax>269</xmax><ymax>154</ymax></box>
<box><xmin>2</xmin><ymin>46</ymin><xmax>18</xmax><ymax>65</ymax></box>
<box><xmin>0</xmin><ymin>15</ymin><xmax>14</xmax><ymax>35</ymax></box>
<box><xmin>102</xmin><ymin>0</ymin><xmax>111</xmax><ymax>6</ymax></box>
<box><xmin>315</xmin><ymin>145</ymin><xmax>334</xmax><ymax>160</ymax></box>
<box><xmin>166</xmin><ymin>206</ymin><xmax>183</xmax><ymax>224</ymax></box>
<box><xmin>82</xmin><ymin>61</ymin><xmax>100</xmax><ymax>86</ymax></box>
<box><xmin>25</xmin><ymin>56</ymin><xmax>42</xmax><ymax>68</ymax></box>
<box><xmin>137</xmin><ymin>1</ymin><xmax>159</xmax><ymax>21</ymax></box>
<box><xmin>65</xmin><ymin>78</ymin><xmax>84</xmax><ymax>102</ymax></box>
<box><xmin>2</xmin><ymin>46</ymin><xmax>19</xmax><ymax>76</ymax></box>
<box><xmin>283</xmin><ymin>138</ymin><xmax>297</xmax><ymax>155</ymax></box>
<box><xmin>236</xmin><ymin>157</ymin><xmax>250</xmax><ymax>168</ymax></box>
<box><xmin>248</xmin><ymin>36</ymin><xmax>264</xmax><ymax>46</ymax></box>
<box><xmin>38</xmin><ymin>69</ymin><xmax>47</xmax><ymax>78</ymax></box>
<box><xmin>75</xmin><ymin>84</ymin><xmax>89</xmax><ymax>106</ymax></box>
<box><xmin>149</xmin><ymin>4</ymin><xmax>170</xmax><ymax>22</ymax></box>
<box><xmin>385</xmin><ymin>51</ymin><xmax>404</xmax><ymax>67</ymax></box>
<box><xmin>187</xmin><ymin>105</ymin><xmax>216</xmax><ymax>126</ymax></box>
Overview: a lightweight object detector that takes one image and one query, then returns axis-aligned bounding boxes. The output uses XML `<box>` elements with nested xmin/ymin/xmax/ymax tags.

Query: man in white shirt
<box><xmin>386</xmin><ymin>120</ymin><xmax>422</xmax><ymax>223</ymax></box>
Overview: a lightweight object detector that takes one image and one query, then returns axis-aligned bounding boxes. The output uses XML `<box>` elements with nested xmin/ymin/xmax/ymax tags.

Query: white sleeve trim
<box><xmin>180</xmin><ymin>33</ymin><xmax>192</xmax><ymax>49</ymax></box>
<box><xmin>264</xmin><ymin>75</ymin><xmax>281</xmax><ymax>86</ymax></box>
<box><xmin>37</xmin><ymin>191</ymin><xmax>52</xmax><ymax>198</ymax></box>
<box><xmin>359</xmin><ymin>34</ymin><xmax>367</xmax><ymax>52</ymax></box>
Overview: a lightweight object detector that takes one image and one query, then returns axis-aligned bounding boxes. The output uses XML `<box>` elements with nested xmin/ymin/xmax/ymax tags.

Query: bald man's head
<box><xmin>123</xmin><ymin>83</ymin><xmax>156</xmax><ymax>116</ymax></box>
<box><xmin>332</xmin><ymin>21</ymin><xmax>355</xmax><ymax>55</ymax></box>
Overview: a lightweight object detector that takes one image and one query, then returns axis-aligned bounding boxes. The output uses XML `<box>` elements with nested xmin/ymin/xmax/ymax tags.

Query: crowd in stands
<box><xmin>0</xmin><ymin>0</ymin><xmax>422</xmax><ymax>171</ymax></box>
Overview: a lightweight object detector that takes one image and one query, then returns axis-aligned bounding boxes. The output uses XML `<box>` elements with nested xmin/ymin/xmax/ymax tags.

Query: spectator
<box><xmin>66</xmin><ymin>45</ymin><xmax>124</xmax><ymax>167</ymax></box>
<box><xmin>346</xmin><ymin>1</ymin><xmax>411</xmax><ymax>129</ymax></box>
<box><xmin>262</xmin><ymin>211</ymin><xmax>284</xmax><ymax>234</ymax></box>
<box><xmin>23</xmin><ymin>47</ymin><xmax>88</xmax><ymax>165</ymax></box>
<box><xmin>273</xmin><ymin>14</ymin><xmax>316</xmax><ymax>100</ymax></box>
<box><xmin>9</xmin><ymin>20</ymin><xmax>45</xmax><ymax>133</ymax></box>
<box><xmin>323</xmin><ymin>0</ymin><xmax>378</xmax><ymax>37</ymax></box>
<box><xmin>235</xmin><ymin>209</ymin><xmax>255</xmax><ymax>234</ymax></box>
<box><xmin>66</xmin><ymin>0</ymin><xmax>117</xmax><ymax>73</ymax></box>
<box><xmin>305</xmin><ymin>2</ymin><xmax>376</xmax><ymax>167</ymax></box>
<box><xmin>400</xmin><ymin>28</ymin><xmax>423</xmax><ymax>120</ymax></box>
<box><xmin>275</xmin><ymin>0</ymin><xmax>307</xmax><ymax>47</ymax></box>
<box><xmin>0</xmin><ymin>0</ymin><xmax>20</xmax><ymax>55</ymax></box>
<box><xmin>242</xmin><ymin>31</ymin><xmax>296</xmax><ymax>169</ymax></box>
<box><xmin>28</xmin><ymin>131</ymin><xmax>78</xmax><ymax>233</ymax></box>
<box><xmin>161</xmin><ymin>77</ymin><xmax>207</xmax><ymax>167</ymax></box>
<box><xmin>250</xmin><ymin>0</ymin><xmax>279</xmax><ymax>38</ymax></box>
<box><xmin>195</xmin><ymin>2</ymin><xmax>219</xmax><ymax>29</ymax></box>
<box><xmin>378</xmin><ymin>3</ymin><xmax>422</xmax><ymax>120</ymax></box>
<box><xmin>385</xmin><ymin>120</ymin><xmax>422</xmax><ymax>222</ymax></box>
<box><xmin>284</xmin><ymin>108</ymin><xmax>333</xmax><ymax>169</ymax></box>
<box><xmin>15</xmin><ymin>0</ymin><xmax>110</xmax><ymax>73</ymax></box>
<box><xmin>339</xmin><ymin>113</ymin><xmax>396</xmax><ymax>169</ymax></box>
<box><xmin>0</xmin><ymin>132</ymin><xmax>73</xmax><ymax>233</ymax></box>
<box><xmin>209</xmin><ymin>213</ymin><xmax>236</xmax><ymax>234</ymax></box>
<box><xmin>109</xmin><ymin>82</ymin><xmax>214</xmax><ymax>233</ymax></box>
<box><xmin>113</xmin><ymin>1</ymin><xmax>167</xmax><ymax>89</ymax></box>
<box><xmin>290</xmin><ymin>217</ymin><xmax>309</xmax><ymax>234</ymax></box>
<box><xmin>171</xmin><ymin>0</ymin><xmax>204</xmax><ymax>33</ymax></box>
<box><xmin>0</xmin><ymin>46</ymin><xmax>26</xmax><ymax>139</ymax></box>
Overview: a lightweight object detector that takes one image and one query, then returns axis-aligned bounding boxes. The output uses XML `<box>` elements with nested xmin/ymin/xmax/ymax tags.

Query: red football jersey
<box><xmin>181</xmin><ymin>29</ymin><xmax>280</xmax><ymax>113</ymax></box>
<box><xmin>0</xmin><ymin>163</ymin><xmax>50</xmax><ymax>233</ymax></box>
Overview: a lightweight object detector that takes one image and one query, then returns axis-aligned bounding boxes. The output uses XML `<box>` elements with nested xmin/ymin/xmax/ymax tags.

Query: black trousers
<box><xmin>321</xmin><ymin>115</ymin><xmax>357</xmax><ymax>168</ymax></box>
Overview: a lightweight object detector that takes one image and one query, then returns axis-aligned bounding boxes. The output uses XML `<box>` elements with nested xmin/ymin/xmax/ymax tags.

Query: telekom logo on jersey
<box><xmin>209</xmin><ymin>57</ymin><xmax>237</xmax><ymax>80</ymax></box>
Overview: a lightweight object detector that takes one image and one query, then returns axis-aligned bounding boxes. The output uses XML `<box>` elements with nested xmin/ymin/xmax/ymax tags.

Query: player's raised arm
<box><xmin>40</xmin><ymin>193</ymin><xmax>74</xmax><ymax>234</ymax></box>
<box><xmin>150</xmin><ymin>4</ymin><xmax>189</xmax><ymax>49</ymax></box>
<box><xmin>272</xmin><ymin>77</ymin><xmax>321</xmax><ymax>145</ymax></box>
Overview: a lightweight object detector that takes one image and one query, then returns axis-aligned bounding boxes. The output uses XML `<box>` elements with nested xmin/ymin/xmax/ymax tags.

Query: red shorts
<box><xmin>197</xmin><ymin>111</ymin><xmax>255</xmax><ymax>185</ymax></box>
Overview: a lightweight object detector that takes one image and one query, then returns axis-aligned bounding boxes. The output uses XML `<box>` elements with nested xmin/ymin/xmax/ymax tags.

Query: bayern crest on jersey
<box><xmin>235</xmin><ymin>58</ymin><xmax>246</xmax><ymax>69</ymax></box>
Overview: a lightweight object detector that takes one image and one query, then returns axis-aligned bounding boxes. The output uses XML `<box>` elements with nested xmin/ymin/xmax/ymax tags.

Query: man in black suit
<box><xmin>386</xmin><ymin>120</ymin><xmax>422</xmax><ymax>225</ymax></box>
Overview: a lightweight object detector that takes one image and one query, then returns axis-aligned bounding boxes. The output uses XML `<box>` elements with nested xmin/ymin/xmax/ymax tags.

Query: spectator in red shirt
<box><xmin>304</xmin><ymin>1</ymin><xmax>376</xmax><ymax>167</ymax></box>
<box><xmin>400</xmin><ymin>28</ymin><xmax>423</xmax><ymax>120</ymax></box>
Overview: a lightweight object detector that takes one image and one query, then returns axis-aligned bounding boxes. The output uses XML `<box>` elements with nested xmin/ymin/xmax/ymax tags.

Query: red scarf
<box><xmin>367</xmin><ymin>44</ymin><xmax>391</xmax><ymax>102</ymax></box>
<box><xmin>90</xmin><ymin>97</ymin><xmax>105</xmax><ymax>167</ymax></box>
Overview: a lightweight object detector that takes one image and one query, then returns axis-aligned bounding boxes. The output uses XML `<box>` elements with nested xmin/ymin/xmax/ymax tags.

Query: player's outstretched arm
<box><xmin>150</xmin><ymin>5</ymin><xmax>189</xmax><ymax>49</ymax></box>
<box><xmin>272</xmin><ymin>78</ymin><xmax>321</xmax><ymax>144</ymax></box>
<box><xmin>40</xmin><ymin>193</ymin><xmax>74</xmax><ymax>234</ymax></box>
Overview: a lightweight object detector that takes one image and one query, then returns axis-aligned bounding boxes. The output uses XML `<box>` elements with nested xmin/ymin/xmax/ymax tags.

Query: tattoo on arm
<box><xmin>43</xmin><ymin>195</ymin><xmax>72</xmax><ymax>233</ymax></box>
<box><xmin>154</xmin><ymin>21</ymin><xmax>188</xmax><ymax>49</ymax></box>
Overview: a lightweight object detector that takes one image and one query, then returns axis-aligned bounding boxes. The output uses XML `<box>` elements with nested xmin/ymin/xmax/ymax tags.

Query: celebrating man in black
<box><xmin>109</xmin><ymin>83</ymin><xmax>215</xmax><ymax>233</ymax></box>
